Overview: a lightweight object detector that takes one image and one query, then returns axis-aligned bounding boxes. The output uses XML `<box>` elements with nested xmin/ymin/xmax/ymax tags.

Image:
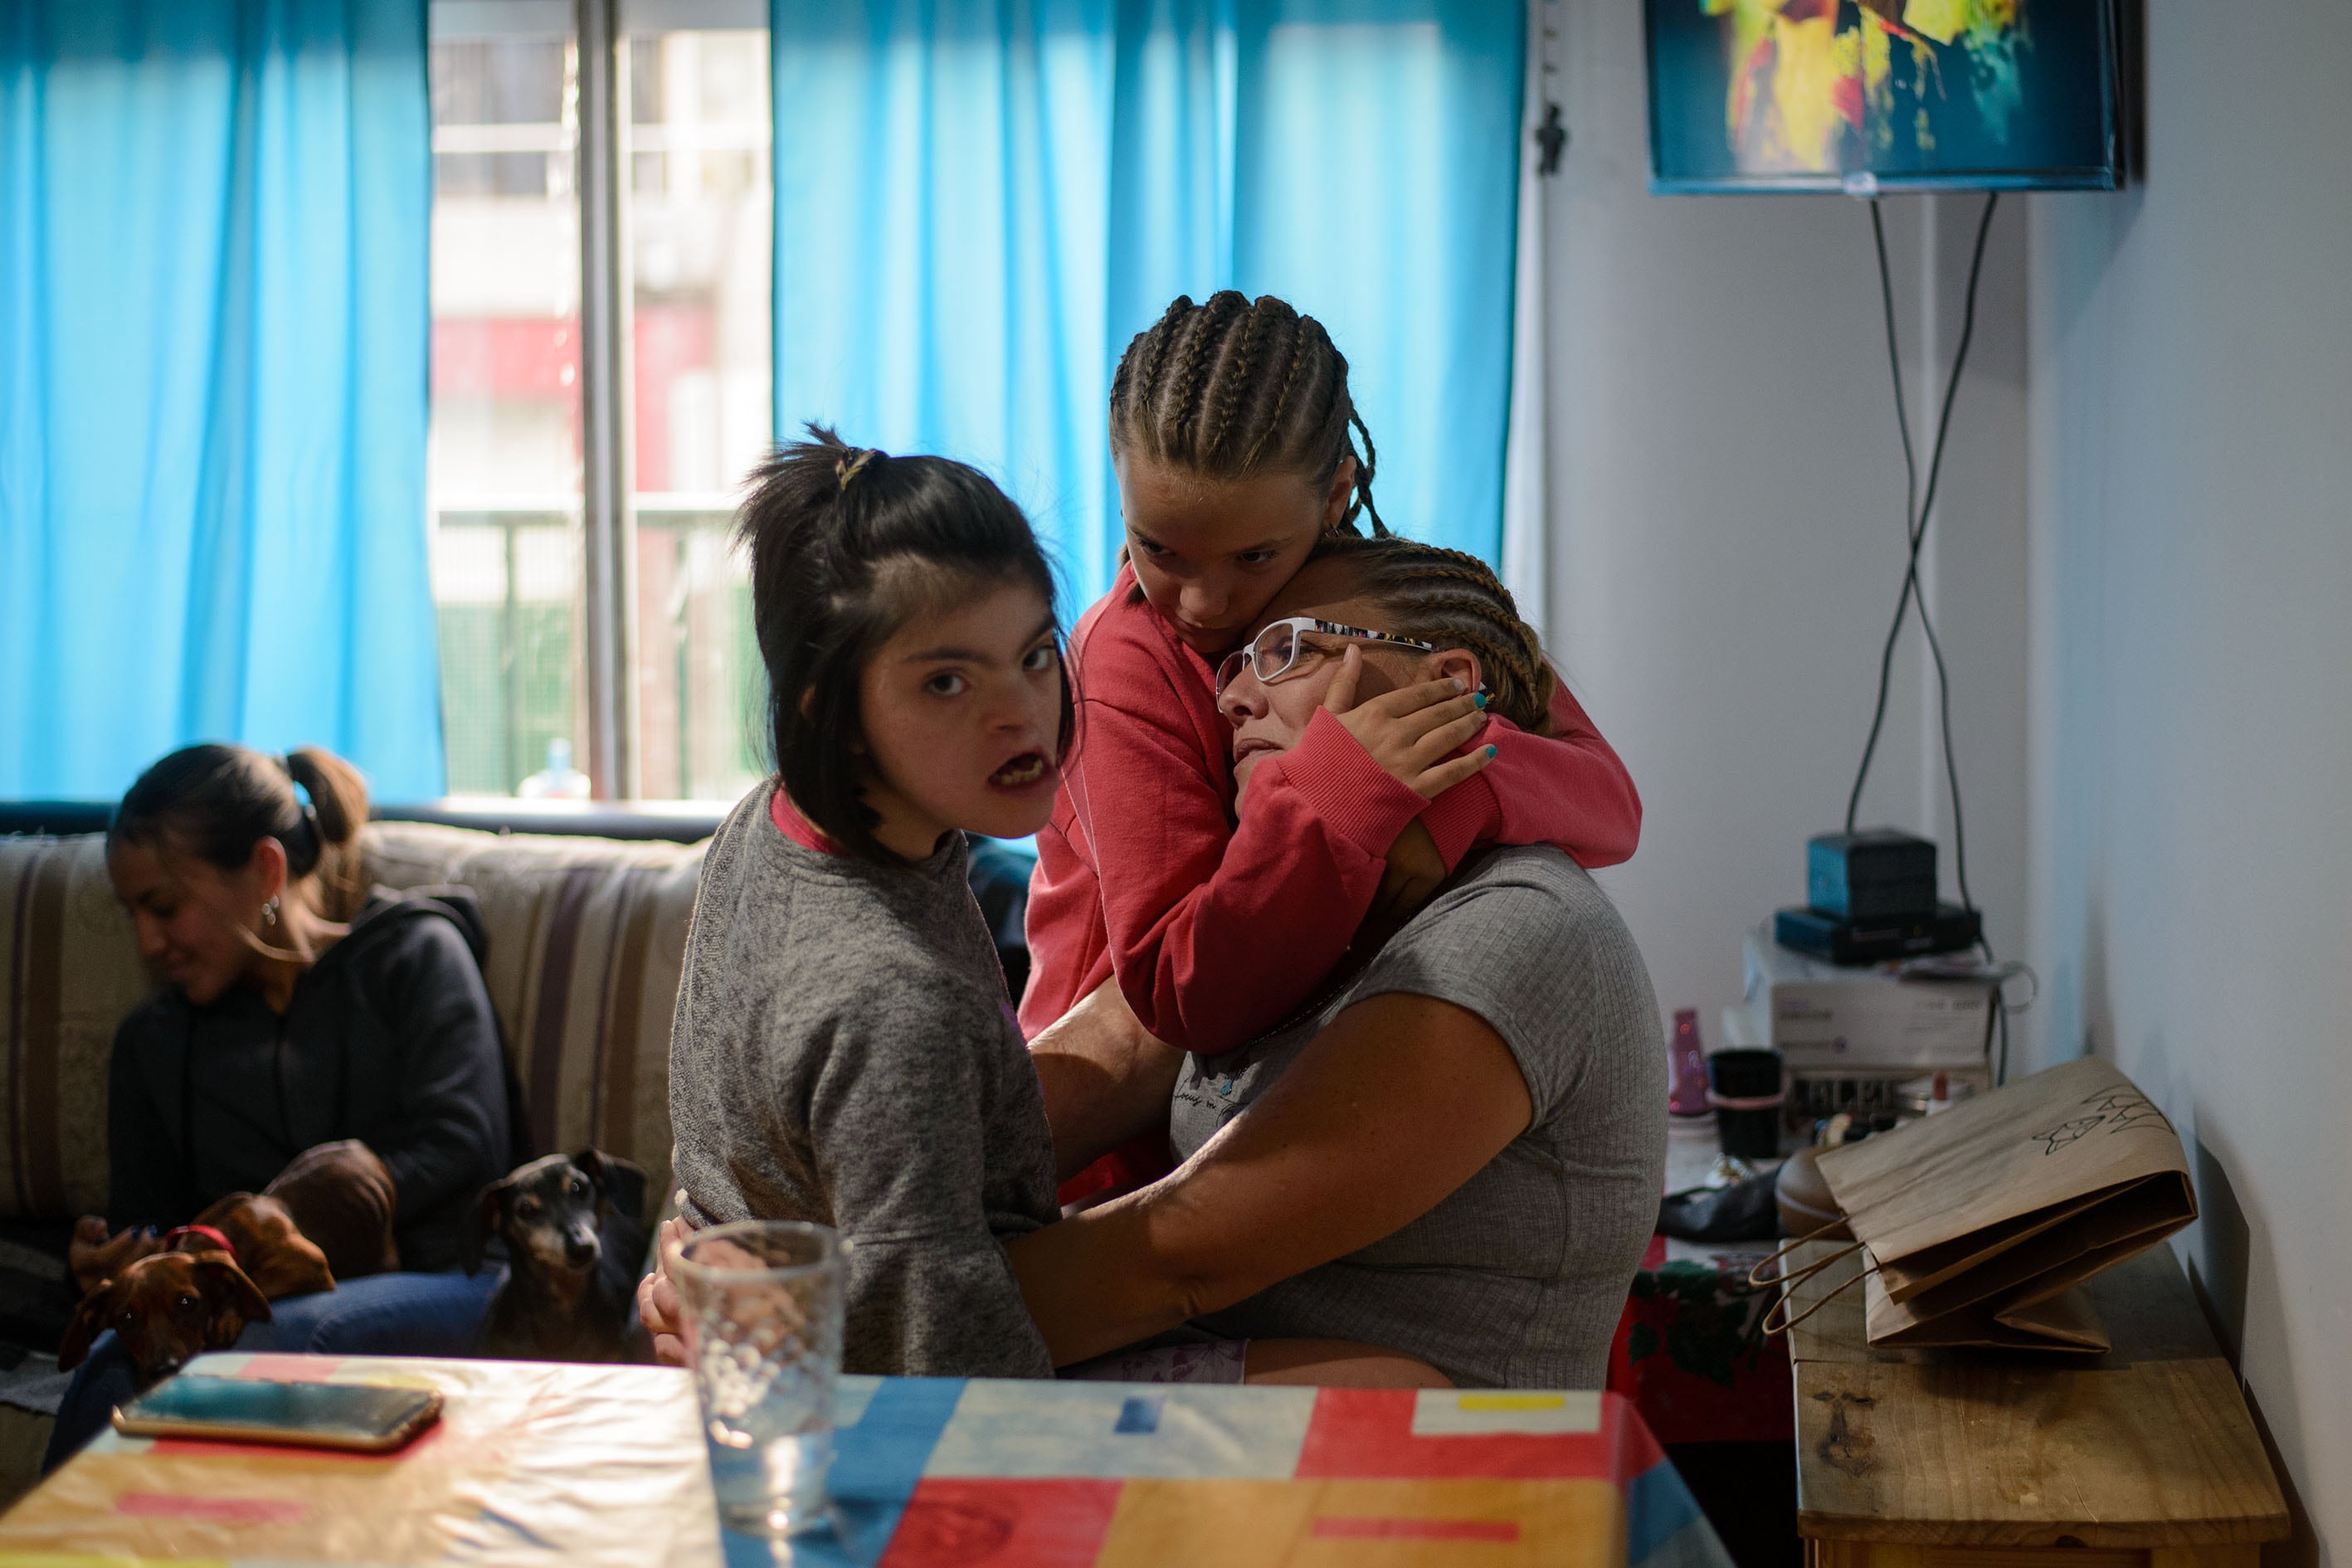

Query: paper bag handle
<box><xmin>1751</xmin><ymin>1217</ymin><xmax>1877</xmax><ymax>1337</ymax></box>
<box><xmin>1759</xmin><ymin>1256</ymin><xmax>1875</xmax><ymax>1337</ymax></box>
<box><xmin>1747</xmin><ymin>1215</ymin><xmax>1857</xmax><ymax>1289</ymax></box>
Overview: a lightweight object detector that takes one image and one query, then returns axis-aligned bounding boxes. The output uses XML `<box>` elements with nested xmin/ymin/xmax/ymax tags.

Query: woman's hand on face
<box><xmin>638</xmin><ymin>1215</ymin><xmax>693</xmax><ymax>1368</ymax></box>
<box><xmin>69</xmin><ymin>1215</ymin><xmax>163</xmax><ymax>1296</ymax></box>
<box><xmin>1323</xmin><ymin>646</ymin><xmax>1494</xmax><ymax>800</ymax></box>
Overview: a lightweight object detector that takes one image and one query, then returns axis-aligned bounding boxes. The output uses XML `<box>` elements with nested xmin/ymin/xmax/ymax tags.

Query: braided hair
<box><xmin>1307</xmin><ymin>535</ymin><xmax>1556</xmax><ymax>732</ymax></box>
<box><xmin>1108</xmin><ymin>291</ymin><xmax>1388</xmax><ymax>536</ymax></box>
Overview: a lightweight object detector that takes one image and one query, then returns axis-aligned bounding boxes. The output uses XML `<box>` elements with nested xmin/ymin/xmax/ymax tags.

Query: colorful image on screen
<box><xmin>1647</xmin><ymin>0</ymin><xmax>2119</xmax><ymax>192</ymax></box>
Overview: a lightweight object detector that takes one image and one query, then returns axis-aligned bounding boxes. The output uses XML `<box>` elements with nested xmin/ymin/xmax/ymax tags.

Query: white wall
<box><xmin>2024</xmin><ymin>3</ymin><xmax>2352</xmax><ymax>1555</ymax></box>
<box><xmin>1540</xmin><ymin>1</ymin><xmax>2030</xmax><ymax>1043</ymax></box>
<box><xmin>1542</xmin><ymin>0</ymin><xmax>2350</xmax><ymax>1543</ymax></box>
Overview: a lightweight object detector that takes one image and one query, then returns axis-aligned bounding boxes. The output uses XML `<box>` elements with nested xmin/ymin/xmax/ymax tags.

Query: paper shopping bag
<box><xmin>1861</xmin><ymin>1272</ymin><xmax>2111</xmax><ymax>1351</ymax></box>
<box><xmin>1814</xmin><ymin>1056</ymin><xmax>2195</xmax><ymax>1352</ymax></box>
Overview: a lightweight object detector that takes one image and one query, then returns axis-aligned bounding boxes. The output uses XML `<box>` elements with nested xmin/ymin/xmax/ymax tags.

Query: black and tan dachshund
<box><xmin>467</xmin><ymin>1150</ymin><xmax>649</xmax><ymax>1363</ymax></box>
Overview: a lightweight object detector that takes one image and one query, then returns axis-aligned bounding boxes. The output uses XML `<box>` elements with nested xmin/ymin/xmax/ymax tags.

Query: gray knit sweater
<box><xmin>668</xmin><ymin>787</ymin><xmax>1058</xmax><ymax>1378</ymax></box>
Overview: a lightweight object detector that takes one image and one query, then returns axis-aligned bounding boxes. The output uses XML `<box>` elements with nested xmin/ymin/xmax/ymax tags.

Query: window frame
<box><xmin>431</xmin><ymin>0</ymin><xmax>764</xmax><ymax>801</ymax></box>
<box><xmin>576</xmin><ymin>0</ymin><xmax>639</xmax><ymax>799</ymax></box>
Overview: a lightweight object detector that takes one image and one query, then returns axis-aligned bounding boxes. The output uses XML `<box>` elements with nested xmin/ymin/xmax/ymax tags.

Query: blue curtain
<box><xmin>770</xmin><ymin>0</ymin><xmax>1525</xmax><ymax>613</ymax></box>
<box><xmin>0</xmin><ymin>2</ymin><xmax>441</xmax><ymax>802</ymax></box>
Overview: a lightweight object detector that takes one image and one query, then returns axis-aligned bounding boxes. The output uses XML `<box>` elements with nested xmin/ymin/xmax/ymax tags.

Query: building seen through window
<box><xmin>626</xmin><ymin>25</ymin><xmax>772</xmax><ymax>803</ymax></box>
<box><xmin>426</xmin><ymin>2</ymin><xmax>769</xmax><ymax>800</ymax></box>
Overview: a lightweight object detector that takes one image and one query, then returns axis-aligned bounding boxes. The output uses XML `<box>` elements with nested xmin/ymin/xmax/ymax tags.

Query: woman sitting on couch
<box><xmin>48</xmin><ymin>743</ymin><xmax>517</xmax><ymax>1467</ymax></box>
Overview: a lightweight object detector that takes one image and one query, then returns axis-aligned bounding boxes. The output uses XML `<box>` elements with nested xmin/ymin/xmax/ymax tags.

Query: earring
<box><xmin>262</xmin><ymin>898</ymin><xmax>279</xmax><ymax>928</ymax></box>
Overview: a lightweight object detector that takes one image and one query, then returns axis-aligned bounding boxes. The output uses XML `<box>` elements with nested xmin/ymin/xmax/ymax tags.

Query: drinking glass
<box><xmin>670</xmin><ymin>1220</ymin><xmax>845</xmax><ymax>1537</ymax></box>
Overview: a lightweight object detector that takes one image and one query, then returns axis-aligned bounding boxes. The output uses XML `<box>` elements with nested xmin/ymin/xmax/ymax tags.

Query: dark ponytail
<box><xmin>737</xmin><ymin>423</ymin><xmax>1074</xmax><ymax>864</ymax></box>
<box><xmin>112</xmin><ymin>743</ymin><xmax>372</xmax><ymax>921</ymax></box>
<box><xmin>281</xmin><ymin>747</ymin><xmax>370</xmax><ymax>919</ymax></box>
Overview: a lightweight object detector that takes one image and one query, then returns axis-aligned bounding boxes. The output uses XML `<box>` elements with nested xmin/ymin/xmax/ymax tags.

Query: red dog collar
<box><xmin>167</xmin><ymin>1224</ymin><xmax>236</xmax><ymax>1261</ymax></box>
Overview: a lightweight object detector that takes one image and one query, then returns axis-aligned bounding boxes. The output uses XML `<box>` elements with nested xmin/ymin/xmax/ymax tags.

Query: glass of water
<box><xmin>669</xmin><ymin>1220</ymin><xmax>845</xmax><ymax>1538</ymax></box>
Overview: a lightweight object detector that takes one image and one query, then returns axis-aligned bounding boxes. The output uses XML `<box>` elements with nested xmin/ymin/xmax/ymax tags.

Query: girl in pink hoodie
<box><xmin>1025</xmin><ymin>292</ymin><xmax>1641</xmax><ymax>1074</ymax></box>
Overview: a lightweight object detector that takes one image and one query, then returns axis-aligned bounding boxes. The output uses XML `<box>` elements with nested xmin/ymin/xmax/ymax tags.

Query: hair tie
<box><xmin>275</xmin><ymin>752</ymin><xmax>314</xmax><ymax>806</ymax></box>
<box><xmin>835</xmin><ymin>448</ymin><xmax>876</xmax><ymax>490</ymax></box>
<box><xmin>282</xmin><ymin>800</ymin><xmax>324</xmax><ymax>874</ymax></box>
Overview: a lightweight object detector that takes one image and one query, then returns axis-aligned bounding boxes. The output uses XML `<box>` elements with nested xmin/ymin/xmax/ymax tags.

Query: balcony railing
<box><xmin>431</xmin><ymin>499</ymin><xmax>763</xmax><ymax>800</ymax></box>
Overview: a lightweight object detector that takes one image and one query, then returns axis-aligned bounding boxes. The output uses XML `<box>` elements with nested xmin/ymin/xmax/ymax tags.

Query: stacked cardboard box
<box><xmin>1733</xmin><ymin>923</ymin><xmax>1995</xmax><ymax>1131</ymax></box>
<box><xmin>1740</xmin><ymin>922</ymin><xmax>1994</xmax><ymax>1069</ymax></box>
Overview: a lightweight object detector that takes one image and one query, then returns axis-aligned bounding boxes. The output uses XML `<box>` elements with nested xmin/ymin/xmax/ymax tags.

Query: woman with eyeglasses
<box><xmin>1006</xmin><ymin>534</ymin><xmax>1667</xmax><ymax>1390</ymax></box>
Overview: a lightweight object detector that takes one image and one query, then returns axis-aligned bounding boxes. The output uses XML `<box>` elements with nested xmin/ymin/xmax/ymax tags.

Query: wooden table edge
<box><xmin>1794</xmin><ymin>1511</ymin><xmax>2294</xmax><ymax>1550</ymax></box>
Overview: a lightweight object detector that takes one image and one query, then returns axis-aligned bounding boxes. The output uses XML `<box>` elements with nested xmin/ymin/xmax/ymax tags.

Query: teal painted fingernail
<box><xmin>1473</xmin><ymin>692</ymin><xmax>1488</xmax><ymax>709</ymax></box>
<box><xmin>1485</xmin><ymin>745</ymin><xmax>1498</xmax><ymax>758</ymax></box>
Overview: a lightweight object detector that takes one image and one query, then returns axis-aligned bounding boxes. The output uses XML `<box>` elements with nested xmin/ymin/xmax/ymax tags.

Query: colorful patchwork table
<box><xmin>0</xmin><ymin>1352</ymin><xmax>1732</xmax><ymax>1567</ymax></box>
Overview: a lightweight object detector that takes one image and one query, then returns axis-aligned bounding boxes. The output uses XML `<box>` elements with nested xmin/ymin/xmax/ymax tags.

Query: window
<box><xmin>426</xmin><ymin>0</ymin><xmax>1526</xmax><ymax>800</ymax></box>
<box><xmin>426</xmin><ymin>0</ymin><xmax>769</xmax><ymax>801</ymax></box>
<box><xmin>428</xmin><ymin>11</ymin><xmax>585</xmax><ymax>797</ymax></box>
<box><xmin>625</xmin><ymin>19</ymin><xmax>772</xmax><ymax>802</ymax></box>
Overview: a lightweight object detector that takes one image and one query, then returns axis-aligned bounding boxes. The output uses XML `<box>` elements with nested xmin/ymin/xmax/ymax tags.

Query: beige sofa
<box><xmin>0</xmin><ymin>821</ymin><xmax>705</xmax><ymax>1232</ymax></box>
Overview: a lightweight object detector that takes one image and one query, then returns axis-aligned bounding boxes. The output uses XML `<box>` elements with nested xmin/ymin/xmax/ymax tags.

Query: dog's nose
<box><xmin>566</xmin><ymin>1234</ymin><xmax>599</xmax><ymax>1269</ymax></box>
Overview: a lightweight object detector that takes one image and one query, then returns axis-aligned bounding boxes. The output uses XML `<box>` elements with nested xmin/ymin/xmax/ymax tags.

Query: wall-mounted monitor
<box><xmin>1646</xmin><ymin>0</ymin><xmax>2122</xmax><ymax>194</ymax></box>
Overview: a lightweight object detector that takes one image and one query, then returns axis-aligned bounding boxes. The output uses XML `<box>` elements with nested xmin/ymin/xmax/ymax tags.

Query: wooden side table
<box><xmin>1781</xmin><ymin>1241</ymin><xmax>2287</xmax><ymax>1568</ymax></box>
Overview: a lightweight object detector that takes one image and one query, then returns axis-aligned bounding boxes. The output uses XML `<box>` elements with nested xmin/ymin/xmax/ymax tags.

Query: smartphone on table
<box><xmin>113</xmin><ymin>1375</ymin><xmax>442</xmax><ymax>1453</ymax></box>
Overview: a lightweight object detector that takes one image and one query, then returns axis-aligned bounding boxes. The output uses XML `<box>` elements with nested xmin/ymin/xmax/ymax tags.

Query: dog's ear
<box><xmin>59</xmin><ymin>1278</ymin><xmax>122</xmax><ymax>1371</ymax></box>
<box><xmin>241</xmin><ymin>1232</ymin><xmax>335</xmax><ymax>1302</ymax></box>
<box><xmin>570</xmin><ymin>1149</ymin><xmax>611</xmax><ymax>1220</ymax></box>
<box><xmin>465</xmin><ymin>1178</ymin><xmax>510</xmax><ymax>1277</ymax></box>
<box><xmin>572</xmin><ymin>1149</ymin><xmax>649</xmax><ymax>1224</ymax></box>
<box><xmin>192</xmin><ymin>1253</ymin><xmax>271</xmax><ymax>1348</ymax></box>
<box><xmin>570</xmin><ymin>1148</ymin><xmax>607</xmax><ymax>1193</ymax></box>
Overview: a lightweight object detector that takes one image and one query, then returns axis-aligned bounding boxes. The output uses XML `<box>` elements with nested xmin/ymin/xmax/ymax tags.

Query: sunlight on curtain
<box><xmin>0</xmin><ymin>2</ymin><xmax>441</xmax><ymax>801</ymax></box>
<box><xmin>770</xmin><ymin>0</ymin><xmax>1523</xmax><ymax>615</ymax></box>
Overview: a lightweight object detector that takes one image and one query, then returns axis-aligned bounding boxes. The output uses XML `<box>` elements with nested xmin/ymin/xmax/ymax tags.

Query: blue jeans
<box><xmin>42</xmin><ymin>1268</ymin><xmax>503</xmax><ymax>1473</ymax></box>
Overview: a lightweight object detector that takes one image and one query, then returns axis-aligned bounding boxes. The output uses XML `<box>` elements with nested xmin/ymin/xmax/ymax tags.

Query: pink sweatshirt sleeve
<box><xmin>1416</xmin><ymin>679</ymin><xmax>1643</xmax><ymax>871</ymax></box>
<box><xmin>1069</xmin><ymin>694</ymin><xmax>1425</xmax><ymax>1056</ymax></box>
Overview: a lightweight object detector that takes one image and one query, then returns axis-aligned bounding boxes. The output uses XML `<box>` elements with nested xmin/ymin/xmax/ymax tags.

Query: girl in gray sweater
<box><xmin>665</xmin><ymin>427</ymin><xmax>1072</xmax><ymax>1378</ymax></box>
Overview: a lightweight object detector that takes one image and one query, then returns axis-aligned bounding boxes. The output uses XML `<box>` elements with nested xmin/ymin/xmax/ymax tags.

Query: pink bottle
<box><xmin>1668</xmin><ymin>1008</ymin><xmax>1710</xmax><ymax>1119</ymax></box>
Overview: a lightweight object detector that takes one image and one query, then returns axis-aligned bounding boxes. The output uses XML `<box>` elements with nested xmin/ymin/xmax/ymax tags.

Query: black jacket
<box><xmin>107</xmin><ymin>887</ymin><xmax>516</xmax><ymax>1273</ymax></box>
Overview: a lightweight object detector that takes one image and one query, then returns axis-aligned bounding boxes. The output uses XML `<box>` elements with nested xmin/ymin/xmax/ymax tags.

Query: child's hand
<box><xmin>69</xmin><ymin>1215</ymin><xmax>163</xmax><ymax>1296</ymax></box>
<box><xmin>638</xmin><ymin>1211</ymin><xmax>694</xmax><ymax>1367</ymax></box>
<box><xmin>1324</xmin><ymin>646</ymin><xmax>1493</xmax><ymax>799</ymax></box>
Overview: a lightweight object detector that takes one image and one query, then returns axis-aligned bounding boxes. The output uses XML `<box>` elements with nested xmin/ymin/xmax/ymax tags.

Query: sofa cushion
<box><xmin>0</xmin><ymin>836</ymin><xmax>146</xmax><ymax>1220</ymax></box>
<box><xmin>0</xmin><ymin>823</ymin><xmax>703</xmax><ymax>1225</ymax></box>
<box><xmin>363</xmin><ymin>822</ymin><xmax>699</xmax><ymax>1206</ymax></box>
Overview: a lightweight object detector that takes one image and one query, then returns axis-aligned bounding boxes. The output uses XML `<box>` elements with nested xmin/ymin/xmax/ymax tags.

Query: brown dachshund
<box><xmin>59</xmin><ymin>1141</ymin><xmax>398</xmax><ymax>1387</ymax></box>
<box><xmin>59</xmin><ymin>1191</ymin><xmax>338</xmax><ymax>1385</ymax></box>
<box><xmin>263</xmin><ymin>1139</ymin><xmax>400</xmax><ymax>1281</ymax></box>
<box><xmin>58</xmin><ymin>1249</ymin><xmax>269</xmax><ymax>1385</ymax></box>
